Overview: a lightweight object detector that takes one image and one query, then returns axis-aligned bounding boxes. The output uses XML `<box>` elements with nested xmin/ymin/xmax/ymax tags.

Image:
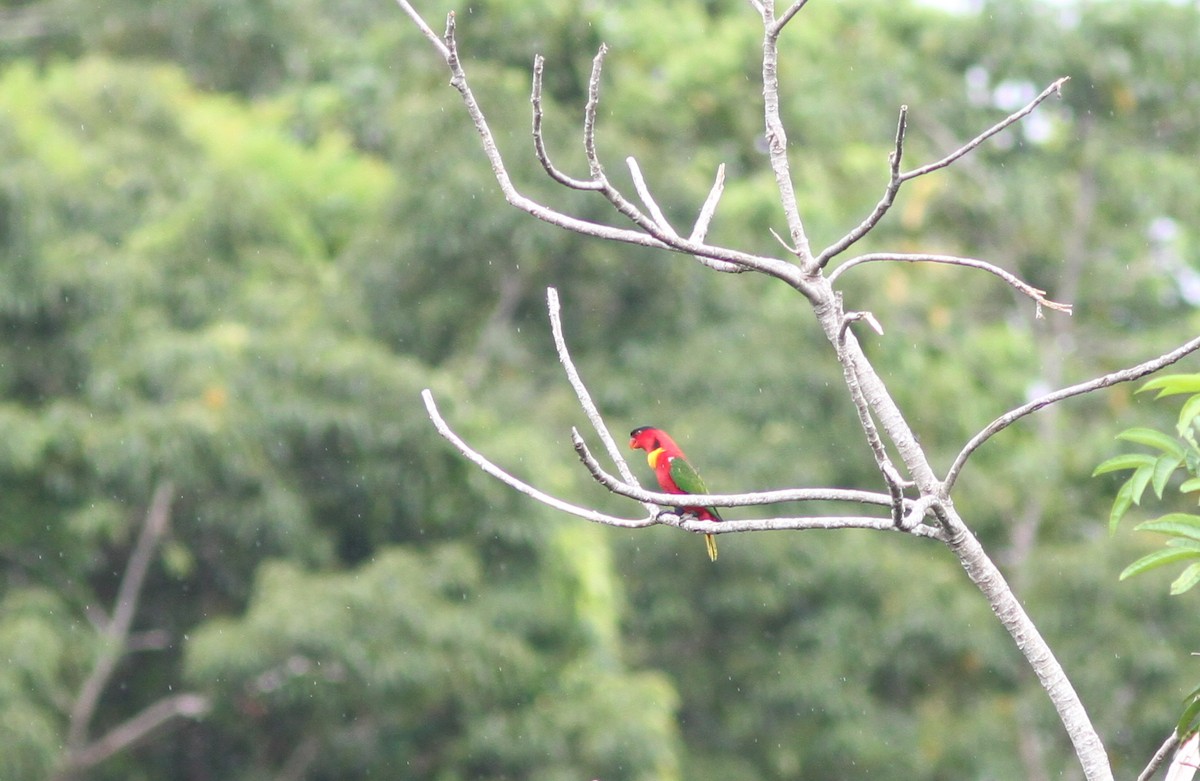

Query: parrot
<box><xmin>629</xmin><ymin>425</ymin><xmax>722</xmax><ymax>561</ymax></box>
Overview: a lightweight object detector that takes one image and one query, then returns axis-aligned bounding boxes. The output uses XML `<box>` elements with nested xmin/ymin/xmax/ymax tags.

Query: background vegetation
<box><xmin>1</xmin><ymin>0</ymin><xmax>1198</xmax><ymax>778</ymax></box>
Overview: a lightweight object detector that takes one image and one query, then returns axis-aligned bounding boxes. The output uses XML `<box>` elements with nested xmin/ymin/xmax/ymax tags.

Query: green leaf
<box><xmin>1152</xmin><ymin>453</ymin><xmax>1185</xmax><ymax>498</ymax></box>
<box><xmin>1130</xmin><ymin>464</ymin><xmax>1154</xmax><ymax>506</ymax></box>
<box><xmin>1093</xmin><ymin>452</ymin><xmax>1156</xmax><ymax>476</ymax></box>
<box><xmin>1178</xmin><ymin>695</ymin><xmax>1200</xmax><ymax>738</ymax></box>
<box><xmin>1181</xmin><ymin>477</ymin><xmax>1200</xmax><ymax>494</ymax></box>
<box><xmin>1118</xmin><ymin>427</ymin><xmax>1187</xmax><ymax>458</ymax></box>
<box><xmin>1109</xmin><ymin>480</ymin><xmax>1135</xmax><ymax>535</ymax></box>
<box><xmin>1170</xmin><ymin>562</ymin><xmax>1200</xmax><ymax>595</ymax></box>
<box><xmin>1178</xmin><ymin>394</ymin><xmax>1200</xmax><ymax>437</ymax></box>
<box><xmin>1136</xmin><ymin>514</ymin><xmax>1200</xmax><ymax>542</ymax></box>
<box><xmin>1165</xmin><ymin>538</ymin><xmax>1200</xmax><ymax>553</ymax></box>
<box><xmin>1140</xmin><ymin>374</ymin><xmax>1200</xmax><ymax>398</ymax></box>
<box><xmin>1119</xmin><ymin>547</ymin><xmax>1200</xmax><ymax>581</ymax></box>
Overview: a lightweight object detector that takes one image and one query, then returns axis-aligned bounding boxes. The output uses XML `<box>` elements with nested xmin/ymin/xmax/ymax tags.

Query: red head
<box><xmin>629</xmin><ymin>426</ymin><xmax>684</xmax><ymax>459</ymax></box>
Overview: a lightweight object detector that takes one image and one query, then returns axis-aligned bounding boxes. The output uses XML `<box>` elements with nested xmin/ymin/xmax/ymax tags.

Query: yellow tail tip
<box><xmin>705</xmin><ymin>533</ymin><xmax>718</xmax><ymax>562</ymax></box>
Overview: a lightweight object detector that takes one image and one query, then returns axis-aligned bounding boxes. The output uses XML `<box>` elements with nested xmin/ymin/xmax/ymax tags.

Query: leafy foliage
<box><xmin>1095</xmin><ymin>374</ymin><xmax>1200</xmax><ymax>594</ymax></box>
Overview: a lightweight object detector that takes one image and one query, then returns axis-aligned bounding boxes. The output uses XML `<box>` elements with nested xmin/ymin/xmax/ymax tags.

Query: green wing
<box><xmin>668</xmin><ymin>456</ymin><xmax>709</xmax><ymax>495</ymax></box>
<box><xmin>669</xmin><ymin>456</ymin><xmax>723</xmax><ymax>522</ymax></box>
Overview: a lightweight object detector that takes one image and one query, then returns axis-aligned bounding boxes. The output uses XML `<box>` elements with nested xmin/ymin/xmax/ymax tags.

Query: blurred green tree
<box><xmin>2</xmin><ymin>0</ymin><xmax>1200</xmax><ymax>779</ymax></box>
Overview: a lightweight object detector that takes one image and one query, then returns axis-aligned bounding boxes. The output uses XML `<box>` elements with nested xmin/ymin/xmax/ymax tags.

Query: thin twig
<box><xmin>839</xmin><ymin>310</ymin><xmax>885</xmax><ymax>342</ymax></box>
<box><xmin>835</xmin><ymin>313</ymin><xmax>910</xmax><ymax>525</ymax></box>
<box><xmin>547</xmin><ymin>289</ymin><xmax>654</xmax><ymax>514</ymax></box>
<box><xmin>531</xmin><ymin>55</ymin><xmax>602</xmax><ymax>190</ymax></box>
<box><xmin>944</xmin><ymin>334</ymin><xmax>1200</xmax><ymax>491</ymax></box>
<box><xmin>819</xmin><ymin>79</ymin><xmax>1067</xmax><ymax>266</ymax></box>
<box><xmin>422</xmin><ymin>389</ymin><xmax>656</xmax><ymax>528</ymax></box>
<box><xmin>690</xmin><ymin>163</ymin><xmax>726</xmax><ymax>244</ymax></box>
<box><xmin>56</xmin><ymin>694</ymin><xmax>210</xmax><ymax>778</ymax></box>
<box><xmin>769</xmin><ymin>226</ymin><xmax>801</xmax><ymax>256</ymax></box>
<box><xmin>577</xmin><ymin>53</ymin><xmax>700</xmax><ymax>246</ymax></box>
<box><xmin>583</xmin><ymin>45</ymin><xmax>608</xmax><ymax>180</ymax></box>
<box><xmin>816</xmin><ymin>106</ymin><xmax>907</xmax><ymax>267</ymax></box>
<box><xmin>770</xmin><ymin>0</ymin><xmax>814</xmax><ymax>38</ymax></box>
<box><xmin>906</xmin><ymin>77</ymin><xmax>1069</xmax><ymax>180</ymax></box>
<box><xmin>1163</xmin><ymin>732</ymin><xmax>1200</xmax><ymax>781</ymax></box>
<box><xmin>626</xmin><ymin>156</ymin><xmax>680</xmax><ymax>237</ymax></box>
<box><xmin>66</xmin><ymin>482</ymin><xmax>174</xmax><ymax>753</ymax></box>
<box><xmin>1139</xmin><ymin>731</ymin><xmax>1181</xmax><ymax>781</ymax></box>
<box><xmin>828</xmin><ymin>252</ymin><xmax>1073</xmax><ymax>314</ymax></box>
<box><xmin>392</xmin><ymin>0</ymin><xmax>450</xmax><ymax>59</ymax></box>
<box><xmin>626</xmin><ymin>156</ymin><xmax>743</xmax><ymax>272</ymax></box>
<box><xmin>761</xmin><ymin>1</ymin><xmax>814</xmax><ymax>266</ymax></box>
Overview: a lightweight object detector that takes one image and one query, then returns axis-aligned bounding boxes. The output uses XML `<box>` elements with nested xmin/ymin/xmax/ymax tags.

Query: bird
<box><xmin>629</xmin><ymin>425</ymin><xmax>722</xmax><ymax>561</ymax></box>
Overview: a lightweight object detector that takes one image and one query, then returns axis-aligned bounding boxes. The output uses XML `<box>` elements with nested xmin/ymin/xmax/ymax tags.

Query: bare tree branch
<box><xmin>840</xmin><ymin>310</ymin><xmax>885</xmax><ymax>341</ymax></box>
<box><xmin>423</xmin><ymin>389</ymin><xmax>945</xmax><ymax>542</ymax></box>
<box><xmin>400</xmin><ymin>3</ymin><xmax>1115</xmax><ymax>776</ymax></box>
<box><xmin>546</xmin><ymin>288</ymin><xmax>653</xmax><ymax>515</ymax></box>
<box><xmin>690</xmin><ymin>164</ymin><xmax>726</xmax><ymax>243</ymax></box>
<box><xmin>582</xmin><ymin>43</ymin><xmax>607</xmax><ymax>178</ymax></box>
<box><xmin>66</xmin><ymin>482</ymin><xmax>174</xmax><ymax>752</ymax></box>
<box><xmin>819</xmin><ymin>77</ymin><xmax>1069</xmax><ymax>266</ymax></box>
<box><xmin>1140</xmin><ymin>731</ymin><xmax>1181</xmax><ymax>781</ymax></box>
<box><xmin>816</xmin><ymin>106</ymin><xmax>907</xmax><ymax>268</ymax></box>
<box><xmin>661</xmin><ymin>510</ymin><xmax>944</xmax><ymax>539</ymax></box>
<box><xmin>422</xmin><ymin>388</ymin><xmax>656</xmax><ymax>528</ymax></box>
<box><xmin>392</xmin><ymin>0</ymin><xmax>450</xmax><ymax>59</ymax></box>
<box><xmin>531</xmin><ymin>55</ymin><xmax>602</xmax><ymax>190</ymax></box>
<box><xmin>761</xmin><ymin>1</ymin><xmax>814</xmax><ymax>265</ymax></box>
<box><xmin>532</xmin><ymin>49</ymin><xmax>735</xmax><ymax>275</ymax></box>
<box><xmin>1164</xmin><ymin>731</ymin><xmax>1200</xmax><ymax>781</ymax></box>
<box><xmin>828</xmin><ymin>252</ymin><xmax>1074</xmax><ymax>314</ymax></box>
<box><xmin>572</xmin><ymin>428</ymin><xmax>913</xmax><ymax>511</ymax></box>
<box><xmin>936</xmin><ymin>507</ymin><xmax>1110</xmax><ymax>780</ymax></box>
<box><xmin>56</xmin><ymin>694</ymin><xmax>209</xmax><ymax>778</ymax></box>
<box><xmin>626</xmin><ymin>156</ymin><xmax>680</xmax><ymax>237</ymax></box>
<box><xmin>944</xmin><ymin>334</ymin><xmax>1200</xmax><ymax>492</ymax></box>
<box><xmin>771</xmin><ymin>0</ymin><xmax>814</xmax><ymax>35</ymax></box>
<box><xmin>393</xmin><ymin>2</ymin><xmax>811</xmax><ymax>284</ymax></box>
<box><xmin>909</xmin><ymin>77</ymin><xmax>1069</xmax><ymax>179</ymax></box>
<box><xmin>687</xmin><ymin>164</ymin><xmax>743</xmax><ymax>273</ymax></box>
<box><xmin>835</xmin><ymin>324</ymin><xmax>911</xmax><ymax>526</ymax></box>
<box><xmin>54</xmin><ymin>483</ymin><xmax>210</xmax><ymax>780</ymax></box>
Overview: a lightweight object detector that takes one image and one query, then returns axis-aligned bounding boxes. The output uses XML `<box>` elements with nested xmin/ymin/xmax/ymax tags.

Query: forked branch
<box><xmin>395</xmin><ymin>1</ymin><xmax>800</xmax><ymax>282</ymax></box>
<box><xmin>56</xmin><ymin>483</ymin><xmax>211</xmax><ymax>780</ymax></box>
<box><xmin>818</xmin><ymin>77</ymin><xmax>1070</xmax><ymax>267</ymax></box>
<box><xmin>423</xmin><ymin>387</ymin><xmax>944</xmax><ymax>540</ymax></box>
<box><xmin>421</xmin><ymin>389</ymin><xmax>655</xmax><ymax>529</ymax></box>
<box><xmin>422</xmin><ymin>290</ymin><xmax>947</xmax><ymax>541</ymax></box>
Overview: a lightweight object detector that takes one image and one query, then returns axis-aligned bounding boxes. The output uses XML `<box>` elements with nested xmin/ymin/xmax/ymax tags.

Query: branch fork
<box><xmin>423</xmin><ymin>288</ymin><xmax>943</xmax><ymax>543</ymax></box>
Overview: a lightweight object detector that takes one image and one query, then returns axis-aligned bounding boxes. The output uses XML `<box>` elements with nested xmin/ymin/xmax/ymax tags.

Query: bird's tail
<box><xmin>705</xmin><ymin>533</ymin><xmax>718</xmax><ymax>562</ymax></box>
